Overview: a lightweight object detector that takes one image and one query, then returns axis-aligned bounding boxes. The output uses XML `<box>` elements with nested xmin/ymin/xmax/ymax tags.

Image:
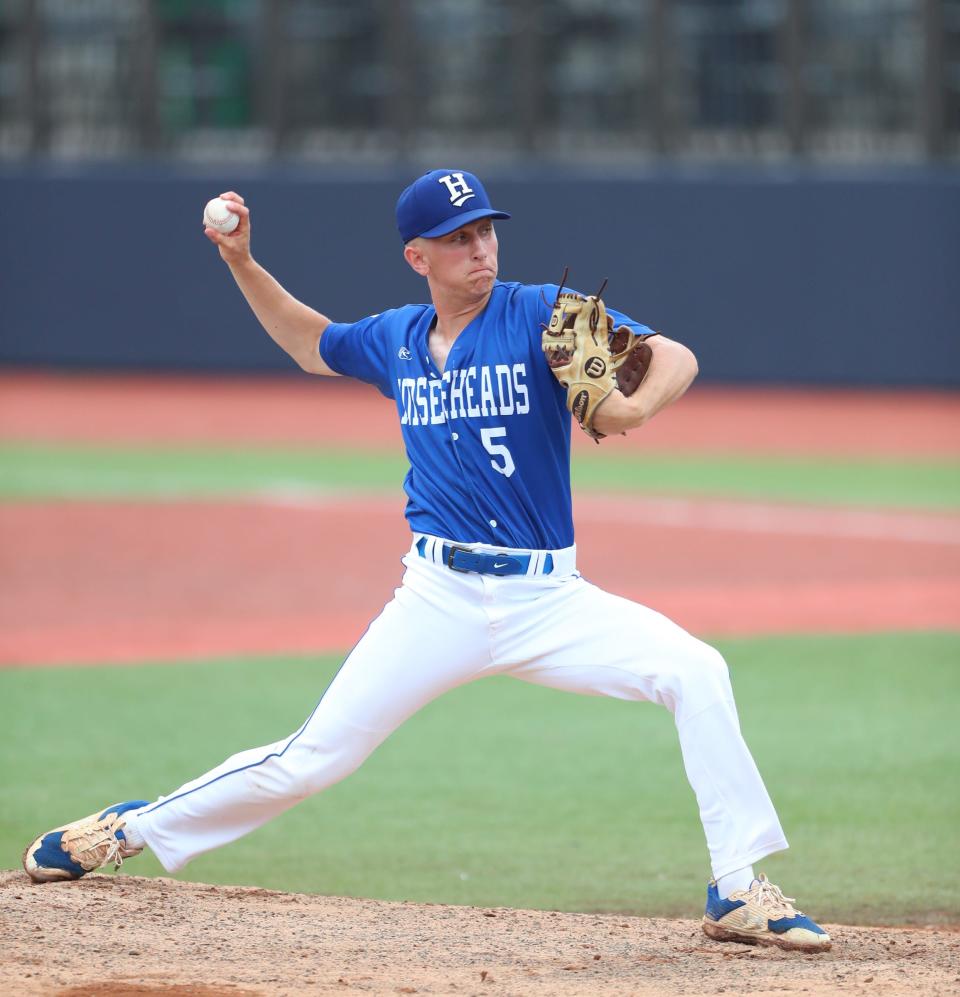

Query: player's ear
<box><xmin>403</xmin><ymin>240</ymin><xmax>430</xmax><ymax>277</ymax></box>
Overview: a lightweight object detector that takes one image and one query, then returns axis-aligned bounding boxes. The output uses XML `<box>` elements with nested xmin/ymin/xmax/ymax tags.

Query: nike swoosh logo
<box><xmin>493</xmin><ymin>562</ymin><xmax>509</xmax><ymax>569</ymax></box>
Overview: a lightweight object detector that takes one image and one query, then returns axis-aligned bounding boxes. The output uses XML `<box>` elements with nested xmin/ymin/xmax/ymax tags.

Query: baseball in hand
<box><xmin>203</xmin><ymin>197</ymin><xmax>240</xmax><ymax>234</ymax></box>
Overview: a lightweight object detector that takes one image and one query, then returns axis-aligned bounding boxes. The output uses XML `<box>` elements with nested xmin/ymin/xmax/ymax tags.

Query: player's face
<box><xmin>419</xmin><ymin>219</ymin><xmax>499</xmax><ymax>297</ymax></box>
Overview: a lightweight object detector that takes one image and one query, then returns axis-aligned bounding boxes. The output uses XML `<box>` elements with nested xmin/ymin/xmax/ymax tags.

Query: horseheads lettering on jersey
<box><xmin>397</xmin><ymin>363</ymin><xmax>531</xmax><ymax>426</ymax></box>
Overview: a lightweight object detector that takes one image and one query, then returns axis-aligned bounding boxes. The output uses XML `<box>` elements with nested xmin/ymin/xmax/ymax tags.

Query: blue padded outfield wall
<box><xmin>1</xmin><ymin>167</ymin><xmax>957</xmax><ymax>385</ymax></box>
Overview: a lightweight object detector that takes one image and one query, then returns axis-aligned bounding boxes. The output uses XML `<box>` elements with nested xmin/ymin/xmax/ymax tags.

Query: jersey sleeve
<box><xmin>535</xmin><ymin>283</ymin><xmax>656</xmax><ymax>339</ymax></box>
<box><xmin>319</xmin><ymin>313</ymin><xmax>395</xmax><ymax>398</ymax></box>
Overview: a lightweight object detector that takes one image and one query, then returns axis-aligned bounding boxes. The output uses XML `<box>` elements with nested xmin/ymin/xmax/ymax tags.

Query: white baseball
<box><xmin>203</xmin><ymin>197</ymin><xmax>240</xmax><ymax>234</ymax></box>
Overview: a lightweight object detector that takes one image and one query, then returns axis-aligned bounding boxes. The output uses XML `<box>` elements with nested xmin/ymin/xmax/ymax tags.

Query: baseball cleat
<box><xmin>22</xmin><ymin>800</ymin><xmax>149</xmax><ymax>883</ymax></box>
<box><xmin>702</xmin><ymin>873</ymin><xmax>831</xmax><ymax>952</ymax></box>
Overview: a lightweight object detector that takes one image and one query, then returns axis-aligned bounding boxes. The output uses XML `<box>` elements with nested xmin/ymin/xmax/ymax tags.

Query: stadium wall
<box><xmin>1</xmin><ymin>168</ymin><xmax>957</xmax><ymax>386</ymax></box>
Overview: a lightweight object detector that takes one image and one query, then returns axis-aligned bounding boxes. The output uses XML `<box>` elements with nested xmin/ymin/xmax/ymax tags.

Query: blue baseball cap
<box><xmin>396</xmin><ymin>169</ymin><xmax>511</xmax><ymax>243</ymax></box>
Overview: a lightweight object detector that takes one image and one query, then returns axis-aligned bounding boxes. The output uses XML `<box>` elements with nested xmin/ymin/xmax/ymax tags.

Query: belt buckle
<box><xmin>446</xmin><ymin>544</ymin><xmax>474</xmax><ymax>573</ymax></box>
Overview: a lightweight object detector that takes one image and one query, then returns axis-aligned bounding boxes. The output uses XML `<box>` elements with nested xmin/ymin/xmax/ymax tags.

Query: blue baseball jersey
<box><xmin>319</xmin><ymin>280</ymin><xmax>653</xmax><ymax>550</ymax></box>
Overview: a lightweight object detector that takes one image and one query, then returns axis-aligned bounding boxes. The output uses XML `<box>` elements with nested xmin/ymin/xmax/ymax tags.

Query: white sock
<box><xmin>121</xmin><ymin>812</ymin><xmax>146</xmax><ymax>850</ymax></box>
<box><xmin>717</xmin><ymin>866</ymin><xmax>755</xmax><ymax>899</ymax></box>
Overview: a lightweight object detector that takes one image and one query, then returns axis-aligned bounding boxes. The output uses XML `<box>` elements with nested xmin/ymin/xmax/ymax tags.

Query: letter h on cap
<box><xmin>438</xmin><ymin>173</ymin><xmax>475</xmax><ymax>207</ymax></box>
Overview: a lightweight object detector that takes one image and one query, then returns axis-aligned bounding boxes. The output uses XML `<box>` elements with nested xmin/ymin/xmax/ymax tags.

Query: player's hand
<box><xmin>204</xmin><ymin>191</ymin><xmax>252</xmax><ymax>267</ymax></box>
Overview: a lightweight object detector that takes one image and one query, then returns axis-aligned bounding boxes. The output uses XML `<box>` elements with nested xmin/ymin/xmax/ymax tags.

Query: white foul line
<box><xmin>246</xmin><ymin>488</ymin><xmax>960</xmax><ymax>546</ymax></box>
<box><xmin>574</xmin><ymin>495</ymin><xmax>960</xmax><ymax>546</ymax></box>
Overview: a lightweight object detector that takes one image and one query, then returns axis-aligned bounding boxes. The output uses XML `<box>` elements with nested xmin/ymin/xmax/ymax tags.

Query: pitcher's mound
<box><xmin>1</xmin><ymin>871</ymin><xmax>955</xmax><ymax>996</ymax></box>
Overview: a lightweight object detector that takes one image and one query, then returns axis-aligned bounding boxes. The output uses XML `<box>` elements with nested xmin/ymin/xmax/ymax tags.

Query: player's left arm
<box><xmin>591</xmin><ymin>334</ymin><xmax>698</xmax><ymax>435</ymax></box>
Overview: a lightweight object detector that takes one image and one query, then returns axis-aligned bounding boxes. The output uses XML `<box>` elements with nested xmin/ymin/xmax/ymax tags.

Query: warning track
<box><xmin>2</xmin><ymin>374</ymin><xmax>958</xmax><ymax>456</ymax></box>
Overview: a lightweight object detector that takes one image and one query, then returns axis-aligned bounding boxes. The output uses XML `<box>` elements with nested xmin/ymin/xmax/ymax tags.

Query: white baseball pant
<box><xmin>137</xmin><ymin>536</ymin><xmax>788</xmax><ymax>879</ymax></box>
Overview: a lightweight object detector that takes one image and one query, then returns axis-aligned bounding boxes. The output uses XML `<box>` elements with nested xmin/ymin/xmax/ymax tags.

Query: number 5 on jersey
<box><xmin>480</xmin><ymin>427</ymin><xmax>515</xmax><ymax>478</ymax></box>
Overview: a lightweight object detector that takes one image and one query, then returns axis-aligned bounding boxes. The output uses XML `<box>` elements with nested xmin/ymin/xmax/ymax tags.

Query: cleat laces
<box><xmin>751</xmin><ymin>875</ymin><xmax>803</xmax><ymax>917</ymax></box>
<box><xmin>60</xmin><ymin>813</ymin><xmax>138</xmax><ymax>872</ymax></box>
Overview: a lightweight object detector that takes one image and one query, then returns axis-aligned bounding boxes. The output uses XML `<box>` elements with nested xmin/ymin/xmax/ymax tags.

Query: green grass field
<box><xmin>2</xmin><ymin>633</ymin><xmax>957</xmax><ymax>925</ymax></box>
<box><xmin>3</xmin><ymin>441</ymin><xmax>959</xmax><ymax>507</ymax></box>
<box><xmin>2</xmin><ymin>439</ymin><xmax>957</xmax><ymax>925</ymax></box>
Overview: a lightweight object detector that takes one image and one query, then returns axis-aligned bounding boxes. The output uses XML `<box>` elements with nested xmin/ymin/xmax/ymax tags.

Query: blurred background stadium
<box><xmin>0</xmin><ymin>0</ymin><xmax>958</xmax><ymax>381</ymax></box>
<box><xmin>1</xmin><ymin>0</ymin><xmax>959</xmax><ymax>165</ymax></box>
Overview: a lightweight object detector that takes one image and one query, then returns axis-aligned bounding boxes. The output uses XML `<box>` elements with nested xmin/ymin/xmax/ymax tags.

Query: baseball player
<box><xmin>23</xmin><ymin>169</ymin><xmax>830</xmax><ymax>953</ymax></box>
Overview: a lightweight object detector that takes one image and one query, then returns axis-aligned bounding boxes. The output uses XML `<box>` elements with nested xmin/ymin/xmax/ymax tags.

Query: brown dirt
<box><xmin>2</xmin><ymin>872</ymin><xmax>958</xmax><ymax>997</ymax></box>
<box><xmin>3</xmin><ymin>373</ymin><xmax>959</xmax><ymax>456</ymax></box>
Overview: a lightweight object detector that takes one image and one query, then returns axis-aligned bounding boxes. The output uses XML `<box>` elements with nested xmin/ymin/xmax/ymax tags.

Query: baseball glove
<box><xmin>541</xmin><ymin>274</ymin><xmax>658</xmax><ymax>441</ymax></box>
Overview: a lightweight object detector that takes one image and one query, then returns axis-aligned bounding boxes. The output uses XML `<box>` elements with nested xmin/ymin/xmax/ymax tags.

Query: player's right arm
<box><xmin>204</xmin><ymin>192</ymin><xmax>338</xmax><ymax>376</ymax></box>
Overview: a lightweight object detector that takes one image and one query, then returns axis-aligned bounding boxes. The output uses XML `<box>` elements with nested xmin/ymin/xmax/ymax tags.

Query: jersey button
<box><xmin>452</xmin><ymin>433</ymin><xmax>459</xmax><ymax>441</ymax></box>
<box><xmin>489</xmin><ymin>520</ymin><xmax>497</xmax><ymax>528</ymax></box>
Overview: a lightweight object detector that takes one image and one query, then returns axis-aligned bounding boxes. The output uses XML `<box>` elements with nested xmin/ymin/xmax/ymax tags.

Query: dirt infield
<box><xmin>2</xmin><ymin>871</ymin><xmax>957</xmax><ymax>997</ymax></box>
<box><xmin>2</xmin><ymin>375</ymin><xmax>958</xmax><ymax>666</ymax></box>
<box><xmin>1</xmin><ymin>493</ymin><xmax>958</xmax><ymax>666</ymax></box>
